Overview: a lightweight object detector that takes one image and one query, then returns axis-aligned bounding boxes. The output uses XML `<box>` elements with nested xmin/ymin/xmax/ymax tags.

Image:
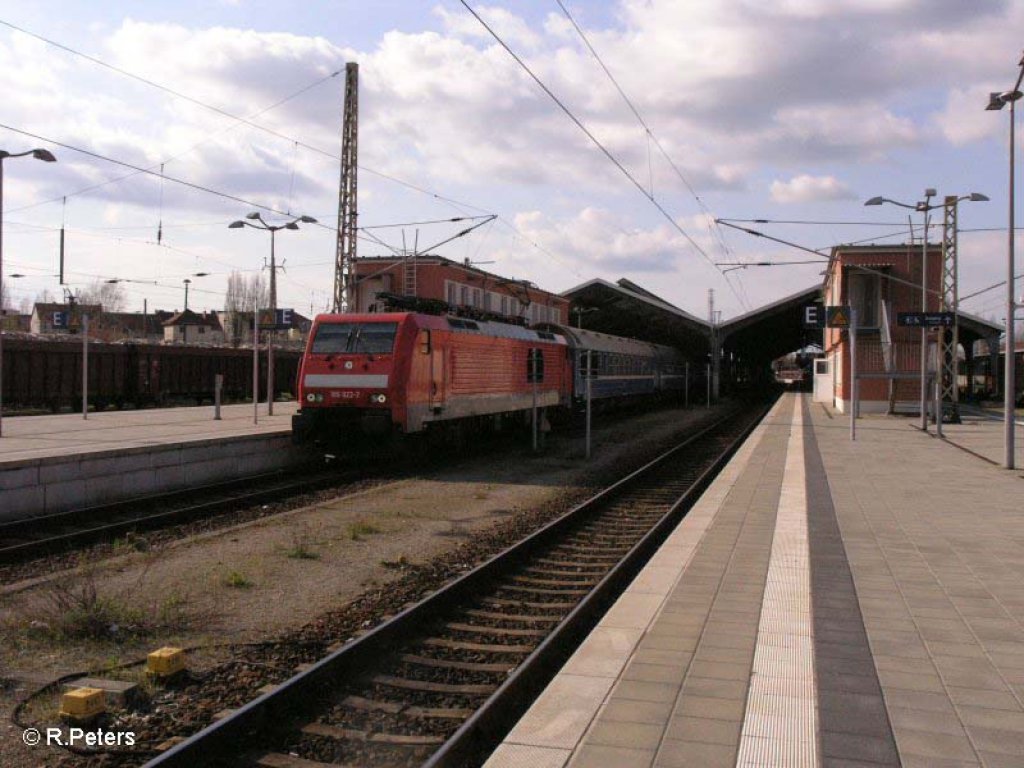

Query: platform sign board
<box><xmin>826</xmin><ymin>306</ymin><xmax>852</xmax><ymax>329</ymax></box>
<box><xmin>897</xmin><ymin>312</ymin><xmax>954</xmax><ymax>328</ymax></box>
<box><xmin>257</xmin><ymin>308</ymin><xmax>294</xmax><ymax>331</ymax></box>
<box><xmin>802</xmin><ymin>304</ymin><xmax>825</xmax><ymax>329</ymax></box>
<box><xmin>52</xmin><ymin>311</ymin><xmax>68</xmax><ymax>329</ymax></box>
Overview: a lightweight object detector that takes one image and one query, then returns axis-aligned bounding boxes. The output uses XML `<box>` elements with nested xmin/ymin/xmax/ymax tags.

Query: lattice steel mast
<box><xmin>940</xmin><ymin>196</ymin><xmax>960</xmax><ymax>423</ymax></box>
<box><xmin>333</xmin><ymin>62</ymin><xmax>358</xmax><ymax>312</ymax></box>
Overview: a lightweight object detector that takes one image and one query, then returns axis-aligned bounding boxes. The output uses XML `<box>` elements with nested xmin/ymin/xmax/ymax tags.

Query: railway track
<box><xmin>0</xmin><ymin>463</ymin><xmax>363</xmax><ymax>564</ymax></box>
<box><xmin>144</xmin><ymin>398</ymin><xmax>771</xmax><ymax>768</ymax></box>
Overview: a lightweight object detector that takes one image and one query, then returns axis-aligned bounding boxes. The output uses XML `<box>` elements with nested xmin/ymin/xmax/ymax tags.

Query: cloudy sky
<box><xmin>1</xmin><ymin>0</ymin><xmax>1021</xmax><ymax>323</ymax></box>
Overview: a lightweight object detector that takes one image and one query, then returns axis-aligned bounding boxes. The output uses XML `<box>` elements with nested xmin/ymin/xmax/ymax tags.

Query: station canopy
<box><xmin>561</xmin><ymin>278</ymin><xmax>824</xmax><ymax>364</ymax></box>
<box><xmin>561</xmin><ymin>277</ymin><xmax>1003</xmax><ymax>367</ymax></box>
<box><xmin>560</xmin><ymin>278</ymin><xmax>710</xmax><ymax>357</ymax></box>
<box><xmin>718</xmin><ymin>285</ymin><xmax>823</xmax><ymax>365</ymax></box>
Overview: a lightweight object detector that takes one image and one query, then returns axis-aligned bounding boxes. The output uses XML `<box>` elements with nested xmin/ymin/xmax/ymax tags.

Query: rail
<box><xmin>142</xmin><ymin>398</ymin><xmax>772</xmax><ymax>768</ymax></box>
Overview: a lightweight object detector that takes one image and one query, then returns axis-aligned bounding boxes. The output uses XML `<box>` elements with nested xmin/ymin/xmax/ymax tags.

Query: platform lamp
<box><xmin>228</xmin><ymin>213</ymin><xmax>317</xmax><ymax>415</ymax></box>
<box><xmin>985</xmin><ymin>52</ymin><xmax>1024</xmax><ymax>470</ymax></box>
<box><xmin>864</xmin><ymin>190</ymin><xmax>987</xmax><ymax>432</ymax></box>
<box><xmin>0</xmin><ymin>148</ymin><xmax>56</xmax><ymax>438</ymax></box>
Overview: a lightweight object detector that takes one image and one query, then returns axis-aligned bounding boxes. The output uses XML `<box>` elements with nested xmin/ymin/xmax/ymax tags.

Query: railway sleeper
<box><xmin>500</xmin><ymin>584</ymin><xmax>590</xmax><ymax>597</ymax></box>
<box><xmin>464</xmin><ymin>609</ymin><xmax>563</xmax><ymax>624</ymax></box>
<box><xmin>423</xmin><ymin>637</ymin><xmax>532</xmax><ymax>654</ymax></box>
<box><xmin>481</xmin><ymin>597</ymin><xmax>578</xmax><ymax>611</ymax></box>
<box><xmin>388</xmin><ymin>659</ymin><xmax>508</xmax><ymax>687</ymax></box>
<box><xmin>533</xmin><ymin>557</ymin><xmax>617</xmax><ymax>569</ymax></box>
<box><xmin>370</xmin><ymin>674</ymin><xmax>494</xmax><ymax>696</ymax></box>
<box><xmin>338</xmin><ymin>694</ymin><xmax>473</xmax><ymax>720</ymax></box>
<box><xmin>510</xmin><ymin>575</ymin><xmax>599</xmax><ymax>589</ymax></box>
<box><xmin>541</xmin><ymin>549</ymin><xmax>622</xmax><ymax>563</ymax></box>
<box><xmin>255</xmin><ymin>752</ymin><xmax>342</xmax><ymax>768</ymax></box>
<box><xmin>302</xmin><ymin>722</ymin><xmax>445</xmax><ymax>746</ymax></box>
<box><xmin>553</xmin><ymin>542</ymin><xmax>623</xmax><ymax>554</ymax></box>
<box><xmin>399</xmin><ymin>652</ymin><xmax>515</xmax><ymax>674</ymax></box>
<box><xmin>445</xmin><ymin>622</ymin><xmax>547</xmax><ymax>638</ymax></box>
<box><xmin>522</xmin><ymin>567</ymin><xmax>598</xmax><ymax>582</ymax></box>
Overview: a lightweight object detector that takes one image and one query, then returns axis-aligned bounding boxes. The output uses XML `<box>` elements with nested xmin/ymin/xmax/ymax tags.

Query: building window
<box><xmin>460</xmin><ymin>286</ymin><xmax>469</xmax><ymax>306</ymax></box>
<box><xmin>501</xmin><ymin>296</ymin><xmax>508</xmax><ymax>315</ymax></box>
<box><xmin>473</xmin><ymin>289</ymin><xmax>481</xmax><ymax>308</ymax></box>
<box><xmin>848</xmin><ymin>271</ymin><xmax>880</xmax><ymax>329</ymax></box>
<box><xmin>447</xmin><ymin>282</ymin><xmax>457</xmax><ymax>305</ymax></box>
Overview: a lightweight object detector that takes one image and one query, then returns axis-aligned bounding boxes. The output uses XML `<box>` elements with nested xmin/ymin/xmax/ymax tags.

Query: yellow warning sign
<box><xmin>826</xmin><ymin>306</ymin><xmax>851</xmax><ymax>328</ymax></box>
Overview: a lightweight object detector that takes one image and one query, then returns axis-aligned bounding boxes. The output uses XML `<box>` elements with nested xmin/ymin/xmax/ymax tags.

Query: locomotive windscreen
<box><xmin>311</xmin><ymin>322</ymin><xmax>399</xmax><ymax>355</ymax></box>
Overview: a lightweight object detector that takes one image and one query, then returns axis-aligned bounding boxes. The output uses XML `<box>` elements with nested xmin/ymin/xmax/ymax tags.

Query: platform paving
<box><xmin>0</xmin><ymin>401</ymin><xmax>297</xmax><ymax>464</ymax></box>
<box><xmin>487</xmin><ymin>393</ymin><xmax>1024</xmax><ymax>768</ymax></box>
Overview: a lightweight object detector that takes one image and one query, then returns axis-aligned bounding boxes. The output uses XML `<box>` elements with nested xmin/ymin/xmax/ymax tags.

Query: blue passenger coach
<box><xmin>541</xmin><ymin>325</ymin><xmax>689</xmax><ymax>406</ymax></box>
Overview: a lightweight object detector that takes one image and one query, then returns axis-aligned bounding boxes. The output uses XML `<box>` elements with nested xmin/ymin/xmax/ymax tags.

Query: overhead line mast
<box><xmin>334</xmin><ymin>62</ymin><xmax>359</xmax><ymax>312</ymax></box>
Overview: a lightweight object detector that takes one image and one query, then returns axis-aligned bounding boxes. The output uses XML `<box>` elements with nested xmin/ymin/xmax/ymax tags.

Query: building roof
<box><xmin>32</xmin><ymin>302</ymin><xmax>103</xmax><ymax>316</ymax></box>
<box><xmin>103</xmin><ymin>311</ymin><xmax>172</xmax><ymax>336</ymax></box>
<box><xmin>354</xmin><ymin>254</ymin><xmax>568</xmax><ymax>304</ymax></box>
<box><xmin>560</xmin><ymin>277</ymin><xmax>710</xmax><ymax>357</ymax></box>
<box><xmin>163</xmin><ymin>309</ymin><xmax>214</xmax><ymax>327</ymax></box>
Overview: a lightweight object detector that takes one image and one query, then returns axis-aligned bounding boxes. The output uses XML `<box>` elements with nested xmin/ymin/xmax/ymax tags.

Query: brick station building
<box><xmin>351</xmin><ymin>255</ymin><xmax>569</xmax><ymax>326</ymax></box>
<box><xmin>819</xmin><ymin>244</ymin><xmax>1001</xmax><ymax>414</ymax></box>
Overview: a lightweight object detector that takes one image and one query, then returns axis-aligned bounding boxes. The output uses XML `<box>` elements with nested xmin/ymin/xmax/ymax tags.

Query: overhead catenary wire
<box><xmin>960</xmin><ymin>271</ymin><xmax>1024</xmax><ymax>303</ymax></box>
<box><xmin>554</xmin><ymin>0</ymin><xmax>745</xmax><ymax>283</ymax></box>
<box><xmin>0</xmin><ymin>18</ymin><xmax>590</xmax><ymax>281</ymax></box>
<box><xmin>0</xmin><ymin>18</ymin><xmax>504</xmax><ymax>226</ymax></box>
<box><xmin>716</xmin><ymin>219</ymin><xmax>952</xmax><ymax>299</ymax></box>
<box><xmin>459</xmin><ymin>0</ymin><xmax>747</xmax><ymax>309</ymax></box>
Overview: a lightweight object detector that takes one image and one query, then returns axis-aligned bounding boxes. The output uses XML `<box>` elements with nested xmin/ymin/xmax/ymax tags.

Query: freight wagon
<box><xmin>0</xmin><ymin>336</ymin><xmax>300</xmax><ymax>412</ymax></box>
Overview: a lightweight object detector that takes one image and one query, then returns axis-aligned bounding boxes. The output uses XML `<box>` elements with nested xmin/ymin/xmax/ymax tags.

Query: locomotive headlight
<box><xmin>315</xmin><ymin>393</ymin><xmax>324</xmax><ymax>403</ymax></box>
<box><xmin>377</xmin><ymin>393</ymin><xmax>387</xmax><ymax>404</ymax></box>
<box><xmin>306</xmin><ymin>393</ymin><xmax>315</xmax><ymax>403</ymax></box>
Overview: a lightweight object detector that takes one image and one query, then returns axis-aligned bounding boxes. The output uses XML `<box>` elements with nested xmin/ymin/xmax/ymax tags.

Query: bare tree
<box><xmin>77</xmin><ymin>280</ymin><xmax>127</xmax><ymax>312</ymax></box>
<box><xmin>223</xmin><ymin>271</ymin><xmax>268</xmax><ymax>346</ymax></box>
<box><xmin>34</xmin><ymin>288</ymin><xmax>56</xmax><ymax>305</ymax></box>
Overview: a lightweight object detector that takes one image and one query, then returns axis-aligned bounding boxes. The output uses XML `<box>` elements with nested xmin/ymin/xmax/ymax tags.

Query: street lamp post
<box><xmin>183</xmin><ymin>279</ymin><xmax>191</xmax><ymax>311</ymax></box>
<box><xmin>865</xmin><ymin>190</ymin><xmax>986</xmax><ymax>431</ymax></box>
<box><xmin>229</xmin><ymin>213</ymin><xmax>316</xmax><ymax>415</ymax></box>
<box><xmin>0</xmin><ymin>148</ymin><xmax>56</xmax><ymax>437</ymax></box>
<box><xmin>986</xmin><ymin>52</ymin><xmax>1024</xmax><ymax>470</ymax></box>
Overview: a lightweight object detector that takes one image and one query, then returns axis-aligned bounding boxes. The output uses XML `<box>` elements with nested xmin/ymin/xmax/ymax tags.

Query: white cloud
<box><xmin>934</xmin><ymin>85</ymin><xmax>1004</xmax><ymax>146</ymax></box>
<box><xmin>1</xmin><ymin>1</ymin><xmax>1020</xmax><ymax>319</ymax></box>
<box><xmin>511</xmin><ymin>207</ymin><xmax>718</xmax><ymax>275</ymax></box>
<box><xmin>770</xmin><ymin>174</ymin><xmax>855</xmax><ymax>204</ymax></box>
<box><xmin>434</xmin><ymin>4</ymin><xmax>541</xmax><ymax>50</ymax></box>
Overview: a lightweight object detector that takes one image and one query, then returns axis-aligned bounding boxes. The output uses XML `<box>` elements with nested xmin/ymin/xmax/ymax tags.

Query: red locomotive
<box><xmin>292</xmin><ymin>312</ymin><xmax>570</xmax><ymax>440</ymax></box>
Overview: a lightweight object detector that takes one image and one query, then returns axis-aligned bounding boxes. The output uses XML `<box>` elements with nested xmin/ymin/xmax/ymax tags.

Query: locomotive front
<box><xmin>292</xmin><ymin>313</ymin><xmax>407</xmax><ymax>442</ymax></box>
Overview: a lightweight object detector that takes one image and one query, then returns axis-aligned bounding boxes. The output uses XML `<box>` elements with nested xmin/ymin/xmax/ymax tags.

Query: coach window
<box><xmin>419</xmin><ymin>329</ymin><xmax>431</xmax><ymax>354</ymax></box>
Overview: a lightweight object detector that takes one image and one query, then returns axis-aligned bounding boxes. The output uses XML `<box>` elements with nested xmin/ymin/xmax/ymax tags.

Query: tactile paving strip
<box><xmin>736</xmin><ymin>401</ymin><xmax>818</xmax><ymax>767</ymax></box>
